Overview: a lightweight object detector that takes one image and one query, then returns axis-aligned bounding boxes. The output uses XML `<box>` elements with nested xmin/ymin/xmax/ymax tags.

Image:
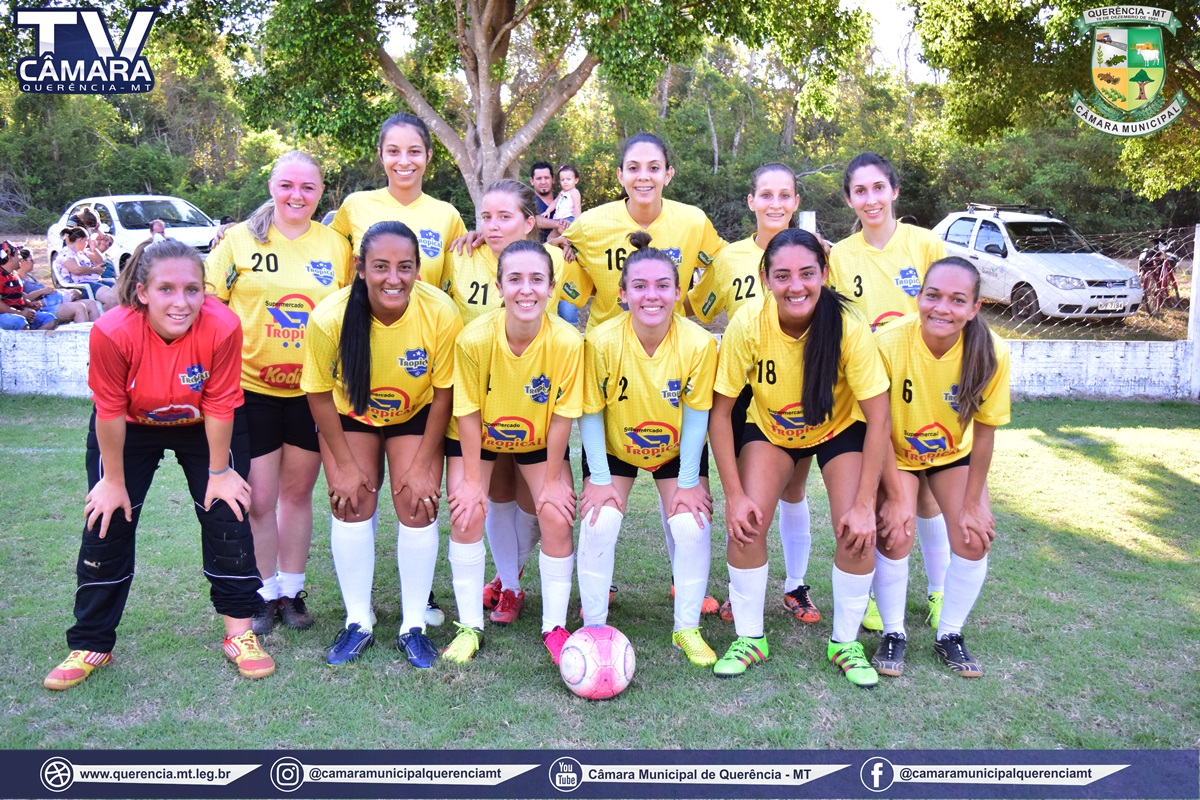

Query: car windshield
<box><xmin>1006</xmin><ymin>222</ymin><xmax>1095</xmax><ymax>254</ymax></box>
<box><xmin>113</xmin><ymin>199</ymin><xmax>213</xmax><ymax>229</ymax></box>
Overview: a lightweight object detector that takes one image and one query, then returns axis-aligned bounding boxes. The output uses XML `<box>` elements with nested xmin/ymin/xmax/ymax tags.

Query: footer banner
<box><xmin>9</xmin><ymin>749</ymin><xmax>1196</xmax><ymax>798</ymax></box>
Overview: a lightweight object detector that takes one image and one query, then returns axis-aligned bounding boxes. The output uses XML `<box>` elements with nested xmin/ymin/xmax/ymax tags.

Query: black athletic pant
<box><xmin>66</xmin><ymin>409</ymin><xmax>262</xmax><ymax>652</ymax></box>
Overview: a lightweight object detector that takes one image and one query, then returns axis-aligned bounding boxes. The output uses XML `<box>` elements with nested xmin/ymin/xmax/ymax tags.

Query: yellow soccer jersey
<box><xmin>329</xmin><ymin>189</ymin><xmax>468</xmax><ymax>290</ymax></box>
<box><xmin>454</xmin><ymin>309</ymin><xmax>584</xmax><ymax>454</ymax></box>
<box><xmin>715</xmin><ymin>297</ymin><xmax>889</xmax><ymax>448</ymax></box>
<box><xmin>687</xmin><ymin>235</ymin><xmax>766</xmax><ymax>324</ymax></box>
<box><xmin>301</xmin><ymin>281</ymin><xmax>462</xmax><ymax>426</ymax></box>
<box><xmin>874</xmin><ymin>313</ymin><xmax>1011</xmax><ymax>469</ymax></box>
<box><xmin>443</xmin><ymin>244</ymin><xmax>593</xmax><ymax>326</ymax></box>
<box><xmin>583</xmin><ymin>313</ymin><xmax>717</xmax><ymax>470</ymax></box>
<box><xmin>562</xmin><ymin>199</ymin><xmax>726</xmax><ymax>332</ymax></box>
<box><xmin>828</xmin><ymin>222</ymin><xmax>947</xmax><ymax>332</ymax></box>
<box><xmin>206</xmin><ymin>222</ymin><xmax>353</xmax><ymax>397</ymax></box>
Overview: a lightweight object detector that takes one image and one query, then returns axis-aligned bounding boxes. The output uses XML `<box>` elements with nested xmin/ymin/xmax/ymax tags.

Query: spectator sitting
<box><xmin>74</xmin><ymin>208</ymin><xmax>117</xmax><ymax>278</ymax></box>
<box><xmin>0</xmin><ymin>244</ymin><xmax>56</xmax><ymax>331</ymax></box>
<box><xmin>53</xmin><ymin>227</ymin><xmax>118</xmax><ymax>311</ymax></box>
<box><xmin>5</xmin><ymin>242</ymin><xmax>101</xmax><ymax>323</ymax></box>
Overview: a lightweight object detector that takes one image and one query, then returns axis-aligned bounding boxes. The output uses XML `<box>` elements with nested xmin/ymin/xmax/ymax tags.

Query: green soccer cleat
<box><xmin>713</xmin><ymin>636</ymin><xmax>769</xmax><ymax>678</ymax></box>
<box><xmin>442</xmin><ymin>622</ymin><xmax>484</xmax><ymax>663</ymax></box>
<box><xmin>672</xmin><ymin>627</ymin><xmax>717</xmax><ymax>667</ymax></box>
<box><xmin>861</xmin><ymin>596</ymin><xmax>883</xmax><ymax>631</ymax></box>
<box><xmin>827</xmin><ymin>639</ymin><xmax>879</xmax><ymax>688</ymax></box>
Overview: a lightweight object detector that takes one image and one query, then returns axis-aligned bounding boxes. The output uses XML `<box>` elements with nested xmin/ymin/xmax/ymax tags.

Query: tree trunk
<box><xmin>659</xmin><ymin>64</ymin><xmax>671</xmax><ymax>118</ymax></box>
<box><xmin>706</xmin><ymin>104</ymin><xmax>719</xmax><ymax>174</ymax></box>
<box><xmin>732</xmin><ymin>111</ymin><xmax>745</xmax><ymax>159</ymax></box>
<box><xmin>780</xmin><ymin>99</ymin><xmax>797</xmax><ymax>154</ymax></box>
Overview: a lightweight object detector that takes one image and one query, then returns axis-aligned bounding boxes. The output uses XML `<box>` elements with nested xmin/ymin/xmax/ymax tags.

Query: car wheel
<box><xmin>1011</xmin><ymin>285</ymin><xmax>1041</xmax><ymax>321</ymax></box>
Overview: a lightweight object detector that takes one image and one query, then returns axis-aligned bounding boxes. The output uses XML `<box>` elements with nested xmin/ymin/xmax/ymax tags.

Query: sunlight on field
<box><xmin>995</xmin><ymin>425</ymin><xmax>1199</xmax><ymax>562</ymax></box>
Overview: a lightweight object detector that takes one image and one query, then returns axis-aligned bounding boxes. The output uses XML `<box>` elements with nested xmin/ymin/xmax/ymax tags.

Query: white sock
<box><xmin>831</xmin><ymin>565</ymin><xmax>874</xmax><ymax>643</ymax></box>
<box><xmin>397</xmin><ymin>521</ymin><xmax>439</xmax><ymax>632</ymax></box>
<box><xmin>514</xmin><ymin>507</ymin><xmax>541</xmax><ymax>591</ymax></box>
<box><xmin>872</xmin><ymin>553</ymin><xmax>910</xmax><ymax>636</ymax></box>
<box><xmin>277</xmin><ymin>571</ymin><xmax>305</xmax><ymax>598</ymax></box>
<box><xmin>937</xmin><ymin>552</ymin><xmax>988</xmax><ymax>639</ymax></box>
<box><xmin>330</xmin><ymin>517</ymin><xmax>375</xmax><ymax>630</ymax></box>
<box><xmin>539</xmin><ymin>551</ymin><xmax>575</xmax><ymax>632</ymax></box>
<box><xmin>669</xmin><ymin>513</ymin><xmax>712</xmax><ymax>631</ymax></box>
<box><xmin>485</xmin><ymin>499</ymin><xmax>519</xmax><ymax>589</ymax></box>
<box><xmin>777</xmin><ymin>497</ymin><xmax>812</xmax><ymax>592</ymax></box>
<box><xmin>257</xmin><ymin>573</ymin><xmax>280</xmax><ymax>602</ymax></box>
<box><xmin>727</xmin><ymin>562</ymin><xmax>768</xmax><ymax>639</ymax></box>
<box><xmin>449</xmin><ymin>539</ymin><xmax>487</xmax><ymax>631</ymax></box>
<box><xmin>577</xmin><ymin>506</ymin><xmax>623</xmax><ymax>626</ymax></box>
<box><xmin>917</xmin><ymin>514</ymin><xmax>950</xmax><ymax>594</ymax></box>
<box><xmin>659</xmin><ymin>495</ymin><xmax>675</xmax><ymax>567</ymax></box>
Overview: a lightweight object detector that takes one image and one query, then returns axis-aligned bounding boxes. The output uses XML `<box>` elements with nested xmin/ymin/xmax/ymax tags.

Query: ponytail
<box><xmin>339</xmin><ymin>275</ymin><xmax>373</xmax><ymax>417</ymax></box>
<box><xmin>802</xmin><ymin>287</ymin><xmax>852</xmax><ymax>425</ymax></box>
<box><xmin>247</xmin><ymin>150</ymin><xmax>326</xmax><ymax>244</ymax></box>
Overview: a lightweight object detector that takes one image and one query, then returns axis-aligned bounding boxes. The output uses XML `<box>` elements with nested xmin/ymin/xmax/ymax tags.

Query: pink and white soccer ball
<box><xmin>559</xmin><ymin>625</ymin><xmax>635</xmax><ymax>700</ymax></box>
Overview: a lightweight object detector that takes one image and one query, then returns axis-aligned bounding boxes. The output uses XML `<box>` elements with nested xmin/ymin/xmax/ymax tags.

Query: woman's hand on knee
<box><xmin>581</xmin><ymin>479</ymin><xmax>624</xmax><ymax>525</ymax></box>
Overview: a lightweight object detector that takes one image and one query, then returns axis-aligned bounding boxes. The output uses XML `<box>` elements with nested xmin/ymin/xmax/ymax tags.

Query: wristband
<box><xmin>208</xmin><ymin>466</ymin><xmax>232</xmax><ymax>476</ymax></box>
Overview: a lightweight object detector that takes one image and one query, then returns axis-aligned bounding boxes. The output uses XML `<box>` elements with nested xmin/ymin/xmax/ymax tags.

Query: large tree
<box><xmin>236</xmin><ymin>0</ymin><xmax>868</xmax><ymax>209</ymax></box>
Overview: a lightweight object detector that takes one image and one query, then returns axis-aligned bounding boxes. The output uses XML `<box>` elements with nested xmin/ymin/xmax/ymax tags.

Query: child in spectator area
<box><xmin>53</xmin><ymin>227</ymin><xmax>118</xmax><ymax>311</ymax></box>
<box><xmin>553</xmin><ymin>165</ymin><xmax>582</xmax><ymax>229</ymax></box>
<box><xmin>43</xmin><ymin>239</ymin><xmax>274</xmax><ymax>691</ymax></box>
<box><xmin>5</xmin><ymin>242</ymin><xmax>101</xmax><ymax>324</ymax></box>
<box><xmin>0</xmin><ymin>242</ymin><xmax>56</xmax><ymax>330</ymax></box>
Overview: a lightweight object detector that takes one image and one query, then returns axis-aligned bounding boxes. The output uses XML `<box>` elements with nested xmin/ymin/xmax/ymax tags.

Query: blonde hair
<box><xmin>245</xmin><ymin>150</ymin><xmax>325</xmax><ymax>244</ymax></box>
<box><xmin>114</xmin><ymin>240</ymin><xmax>204</xmax><ymax>310</ymax></box>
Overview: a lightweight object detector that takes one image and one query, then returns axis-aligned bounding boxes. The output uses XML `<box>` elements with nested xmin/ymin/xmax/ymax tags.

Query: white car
<box><xmin>47</xmin><ymin>195</ymin><xmax>221</xmax><ymax>273</ymax></box>
<box><xmin>931</xmin><ymin>205</ymin><xmax>1142</xmax><ymax>320</ymax></box>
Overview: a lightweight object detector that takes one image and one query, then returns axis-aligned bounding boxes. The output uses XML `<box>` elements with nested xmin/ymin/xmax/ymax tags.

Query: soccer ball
<box><xmin>559</xmin><ymin>625</ymin><xmax>635</xmax><ymax>700</ymax></box>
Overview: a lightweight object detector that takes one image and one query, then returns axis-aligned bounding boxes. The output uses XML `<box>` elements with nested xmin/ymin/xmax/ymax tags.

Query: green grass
<box><xmin>3</xmin><ymin>395</ymin><xmax>1199</xmax><ymax>750</ymax></box>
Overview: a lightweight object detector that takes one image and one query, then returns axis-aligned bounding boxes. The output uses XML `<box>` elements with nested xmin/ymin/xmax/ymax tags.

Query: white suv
<box><xmin>47</xmin><ymin>195</ymin><xmax>221</xmax><ymax>273</ymax></box>
<box><xmin>931</xmin><ymin>205</ymin><xmax>1142</xmax><ymax>320</ymax></box>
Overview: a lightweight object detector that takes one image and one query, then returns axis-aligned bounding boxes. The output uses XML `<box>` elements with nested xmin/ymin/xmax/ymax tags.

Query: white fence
<box><xmin>3</xmin><ymin>226</ymin><xmax>1199</xmax><ymax>401</ymax></box>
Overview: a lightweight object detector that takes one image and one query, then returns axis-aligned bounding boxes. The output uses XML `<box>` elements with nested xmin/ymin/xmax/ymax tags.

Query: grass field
<box><xmin>2</xmin><ymin>395</ymin><xmax>1198</xmax><ymax>751</ymax></box>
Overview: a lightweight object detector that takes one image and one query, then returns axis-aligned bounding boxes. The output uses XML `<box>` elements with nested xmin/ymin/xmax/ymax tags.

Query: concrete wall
<box><xmin>0</xmin><ymin>323</ymin><xmax>92</xmax><ymax>397</ymax></box>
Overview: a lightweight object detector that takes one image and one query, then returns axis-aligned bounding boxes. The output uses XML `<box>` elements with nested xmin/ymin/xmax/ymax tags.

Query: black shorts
<box><xmin>582</xmin><ymin>445</ymin><xmax>710</xmax><ymax>482</ymax></box>
<box><xmin>444</xmin><ymin>437</ymin><xmax>462</xmax><ymax>458</ymax></box>
<box><xmin>243</xmin><ymin>390</ymin><xmax>319</xmax><ymax>458</ymax></box>
<box><xmin>731</xmin><ymin>384</ymin><xmax>754</xmax><ymax>457</ymax></box>
<box><xmin>914</xmin><ymin>452</ymin><xmax>971</xmax><ymax>476</ymax></box>
<box><xmin>741</xmin><ymin>420</ymin><xmax>867</xmax><ymax>469</ymax></box>
<box><xmin>339</xmin><ymin>404</ymin><xmax>431</xmax><ymax>440</ymax></box>
<box><xmin>480</xmin><ymin>447</ymin><xmax>570</xmax><ymax>465</ymax></box>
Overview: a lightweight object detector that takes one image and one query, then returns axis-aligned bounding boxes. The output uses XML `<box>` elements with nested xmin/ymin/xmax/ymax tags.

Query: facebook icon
<box><xmin>860</xmin><ymin>757</ymin><xmax>895</xmax><ymax>792</ymax></box>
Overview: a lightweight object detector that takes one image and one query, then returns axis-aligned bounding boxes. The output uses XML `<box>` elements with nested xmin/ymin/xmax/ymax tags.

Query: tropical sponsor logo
<box><xmin>623</xmin><ymin>420</ymin><xmax>679</xmax><ymax>463</ymax></box>
<box><xmin>525</xmin><ymin>374</ymin><xmax>551</xmax><ymax>404</ymax></box>
<box><xmin>14</xmin><ymin>7</ymin><xmax>156</xmax><ymax>94</ymax></box>
<box><xmin>903</xmin><ymin>422</ymin><xmax>956</xmax><ymax>463</ymax></box>
<box><xmin>871</xmin><ymin>310</ymin><xmax>906</xmax><ymax>332</ymax></box>
<box><xmin>355</xmin><ymin>386</ymin><xmax>411</xmax><ymax>425</ymax></box>
<box><xmin>418</xmin><ymin>229</ymin><xmax>442</xmax><ymax>259</ymax></box>
<box><xmin>259</xmin><ymin>363</ymin><xmax>303</xmax><ymax>390</ymax></box>
<box><xmin>767</xmin><ymin>402</ymin><xmax>817</xmax><ymax>441</ymax></box>
<box><xmin>399</xmin><ymin>348</ymin><xmax>429</xmax><ymax>378</ymax></box>
<box><xmin>663</xmin><ymin>247</ymin><xmax>682</xmax><ymax>267</ymax></box>
<box><xmin>141</xmin><ymin>403</ymin><xmax>200</xmax><ymax>424</ymax></box>
<box><xmin>178</xmin><ymin>364</ymin><xmax>209</xmax><ymax>393</ymax></box>
<box><xmin>1071</xmin><ymin>6</ymin><xmax>1186</xmax><ymax>136</ymax></box>
<box><xmin>661</xmin><ymin>379</ymin><xmax>682</xmax><ymax>409</ymax></box>
<box><xmin>265</xmin><ymin>293</ymin><xmax>315</xmax><ymax>348</ymax></box>
<box><xmin>894</xmin><ymin>266</ymin><xmax>921</xmax><ymax>298</ymax></box>
<box><xmin>306</xmin><ymin>260</ymin><xmax>336</xmax><ymax>287</ymax></box>
<box><xmin>484</xmin><ymin>416</ymin><xmax>542</xmax><ymax>450</ymax></box>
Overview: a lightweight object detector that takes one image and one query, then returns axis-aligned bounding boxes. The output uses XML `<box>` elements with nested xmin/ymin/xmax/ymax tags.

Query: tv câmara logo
<box><xmin>1071</xmin><ymin>5</ymin><xmax>1187</xmax><ymax>136</ymax></box>
<box><xmin>13</xmin><ymin>6</ymin><xmax>157</xmax><ymax>94</ymax></box>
